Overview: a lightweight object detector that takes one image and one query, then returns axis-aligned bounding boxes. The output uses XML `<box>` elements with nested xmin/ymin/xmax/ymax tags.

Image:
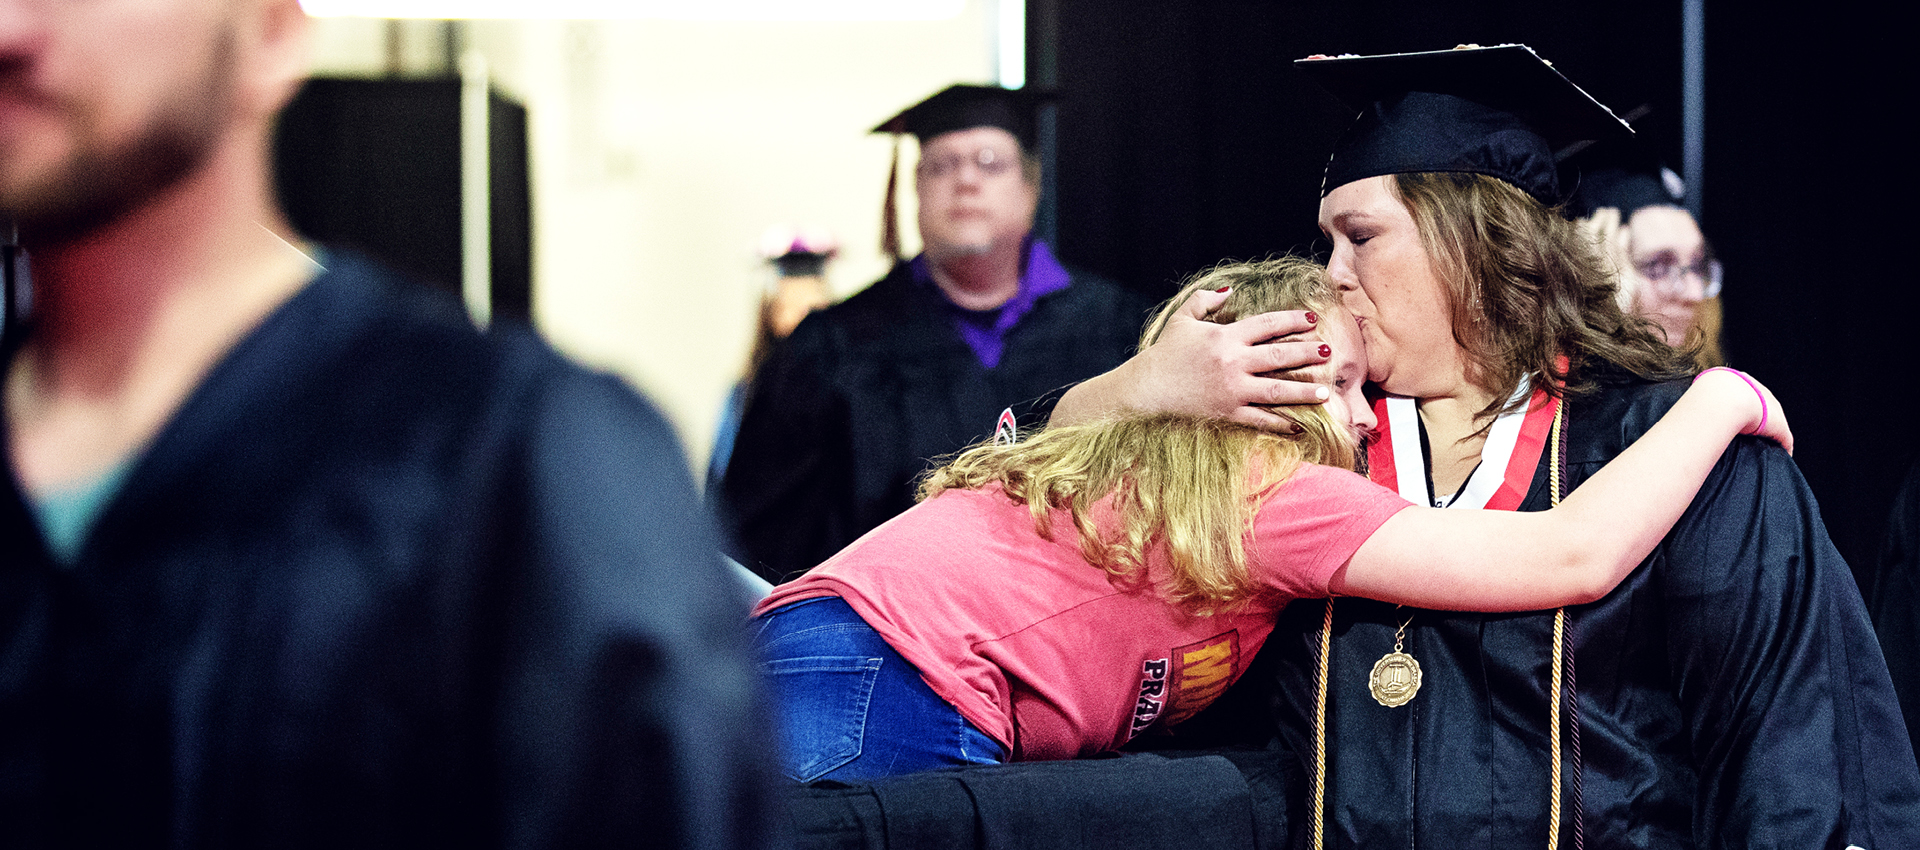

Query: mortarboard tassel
<box><xmin>881</xmin><ymin>134</ymin><xmax>902</xmax><ymax>261</ymax></box>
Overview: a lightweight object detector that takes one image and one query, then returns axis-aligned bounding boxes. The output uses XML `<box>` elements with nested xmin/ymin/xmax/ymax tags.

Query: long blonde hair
<box><xmin>920</xmin><ymin>257</ymin><xmax>1353</xmax><ymax>611</ymax></box>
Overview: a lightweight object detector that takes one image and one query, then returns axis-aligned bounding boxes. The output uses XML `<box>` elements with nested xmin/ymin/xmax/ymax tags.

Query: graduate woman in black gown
<box><xmin>1058</xmin><ymin>45</ymin><xmax>1918</xmax><ymax>850</ymax></box>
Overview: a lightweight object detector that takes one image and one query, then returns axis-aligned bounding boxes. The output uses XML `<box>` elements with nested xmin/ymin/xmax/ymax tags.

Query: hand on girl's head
<box><xmin>1285</xmin><ymin>310</ymin><xmax>1374</xmax><ymax>436</ymax></box>
<box><xmin>1137</xmin><ymin>258</ymin><xmax>1364</xmax><ymax>433</ymax></box>
<box><xmin>1134</xmin><ymin>289</ymin><xmax>1330</xmax><ymax>432</ymax></box>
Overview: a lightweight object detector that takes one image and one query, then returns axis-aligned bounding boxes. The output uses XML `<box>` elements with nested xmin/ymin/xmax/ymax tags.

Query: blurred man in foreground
<box><xmin>0</xmin><ymin>2</ymin><xmax>771</xmax><ymax>847</ymax></box>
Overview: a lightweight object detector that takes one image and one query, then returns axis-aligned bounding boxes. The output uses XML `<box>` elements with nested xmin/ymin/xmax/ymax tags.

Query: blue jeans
<box><xmin>751</xmin><ymin>597</ymin><xmax>1006</xmax><ymax>782</ymax></box>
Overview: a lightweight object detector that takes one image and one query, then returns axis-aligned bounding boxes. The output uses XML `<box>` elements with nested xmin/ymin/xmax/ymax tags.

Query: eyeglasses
<box><xmin>1633</xmin><ymin>254</ymin><xmax>1724</xmax><ymax>299</ymax></box>
<box><xmin>917</xmin><ymin>146</ymin><xmax>1019</xmax><ymax>180</ymax></box>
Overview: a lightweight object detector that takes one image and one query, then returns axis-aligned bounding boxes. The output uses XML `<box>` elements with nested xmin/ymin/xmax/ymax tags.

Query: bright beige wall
<box><xmin>306</xmin><ymin>9</ymin><xmax>998</xmax><ymax>475</ymax></box>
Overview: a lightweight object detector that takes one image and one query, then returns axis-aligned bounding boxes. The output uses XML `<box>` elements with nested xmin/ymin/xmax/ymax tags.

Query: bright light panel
<box><xmin>996</xmin><ymin>0</ymin><xmax>1023</xmax><ymax>88</ymax></box>
<box><xmin>299</xmin><ymin>0</ymin><xmax>966</xmax><ymax>20</ymax></box>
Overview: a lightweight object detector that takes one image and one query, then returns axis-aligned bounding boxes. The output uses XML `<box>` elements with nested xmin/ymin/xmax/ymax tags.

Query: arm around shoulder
<box><xmin>1335</xmin><ymin>369</ymin><xmax>1782</xmax><ymax>612</ymax></box>
<box><xmin>1049</xmin><ymin>287</ymin><xmax>1328</xmax><ymax>430</ymax></box>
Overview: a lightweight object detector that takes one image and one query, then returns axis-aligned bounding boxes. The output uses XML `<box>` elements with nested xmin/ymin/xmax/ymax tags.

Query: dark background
<box><xmin>1034</xmin><ymin>0</ymin><xmax>1912</xmax><ymax>589</ymax></box>
<box><xmin>274</xmin><ymin>78</ymin><xmax>533</xmax><ymax>324</ymax></box>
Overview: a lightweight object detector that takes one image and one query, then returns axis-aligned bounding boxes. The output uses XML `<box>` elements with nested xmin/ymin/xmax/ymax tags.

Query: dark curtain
<box><xmin>273</xmin><ymin>78</ymin><xmax>533</xmax><ymax>323</ymax></box>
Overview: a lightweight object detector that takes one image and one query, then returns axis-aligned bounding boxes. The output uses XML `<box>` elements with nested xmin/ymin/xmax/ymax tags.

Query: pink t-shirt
<box><xmin>753</xmin><ymin>463</ymin><xmax>1411</xmax><ymax>761</ymax></box>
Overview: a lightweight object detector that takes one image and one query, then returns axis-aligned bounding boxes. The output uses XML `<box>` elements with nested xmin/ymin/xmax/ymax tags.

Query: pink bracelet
<box><xmin>1695</xmin><ymin>366</ymin><xmax>1767</xmax><ymax>435</ymax></box>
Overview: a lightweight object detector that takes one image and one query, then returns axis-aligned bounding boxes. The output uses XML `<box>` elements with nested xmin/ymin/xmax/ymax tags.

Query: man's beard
<box><xmin>1</xmin><ymin>29</ymin><xmax>236</xmax><ymax>246</ymax></box>
<box><xmin>924</xmin><ymin>239</ymin><xmax>995</xmax><ymax>262</ymax></box>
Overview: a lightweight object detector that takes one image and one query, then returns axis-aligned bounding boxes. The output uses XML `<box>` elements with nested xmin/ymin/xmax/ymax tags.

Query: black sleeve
<box><xmin>1659</xmin><ymin>437</ymin><xmax>1920</xmax><ymax>848</ymax></box>
<box><xmin>777</xmin><ymin>751</ymin><xmax>1294</xmax><ymax>850</ymax></box>
<box><xmin>718</xmin><ymin>319</ymin><xmax>858</xmax><ymax>584</ymax></box>
<box><xmin>499</xmin><ymin>366</ymin><xmax>779</xmax><ymax>850</ymax></box>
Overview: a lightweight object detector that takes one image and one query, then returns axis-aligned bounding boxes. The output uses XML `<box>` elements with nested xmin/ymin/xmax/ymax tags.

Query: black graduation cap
<box><xmin>759</xmin><ymin>225</ymin><xmax>839</xmax><ymax>278</ymax></box>
<box><xmin>1296</xmin><ymin>45</ymin><xmax>1633</xmax><ymax>205</ymax></box>
<box><xmin>772</xmin><ymin>253</ymin><xmax>829</xmax><ymax>278</ymax></box>
<box><xmin>871</xmin><ymin>84</ymin><xmax>1054</xmax><ymax>259</ymax></box>
<box><xmin>872</xmin><ymin>84</ymin><xmax>1049</xmax><ymax>149</ymax></box>
<box><xmin>1559</xmin><ymin>134</ymin><xmax>1686</xmax><ymax>221</ymax></box>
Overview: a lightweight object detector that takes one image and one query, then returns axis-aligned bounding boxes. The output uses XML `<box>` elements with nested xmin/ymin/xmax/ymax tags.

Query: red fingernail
<box><xmin>1317</xmin><ymin>344</ymin><xmax>1331</xmax><ymax>358</ymax></box>
<box><xmin>1305</xmin><ymin>311</ymin><xmax>1318</xmax><ymax>324</ymax></box>
<box><xmin>1215</xmin><ymin>286</ymin><xmax>1231</xmax><ymax>293</ymax></box>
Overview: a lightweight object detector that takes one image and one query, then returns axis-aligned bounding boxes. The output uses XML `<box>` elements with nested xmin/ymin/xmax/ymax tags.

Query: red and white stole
<box><xmin>1366</xmin><ymin>378</ymin><xmax>1561</xmax><ymax>512</ymax></box>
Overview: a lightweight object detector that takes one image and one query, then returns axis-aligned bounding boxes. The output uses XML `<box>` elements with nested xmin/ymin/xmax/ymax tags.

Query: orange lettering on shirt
<box><xmin>1163</xmin><ymin>631</ymin><xmax>1240</xmax><ymax>725</ymax></box>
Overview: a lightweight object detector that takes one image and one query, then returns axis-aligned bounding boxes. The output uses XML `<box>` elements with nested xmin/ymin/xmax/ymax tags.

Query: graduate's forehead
<box><xmin>1318</xmin><ymin>176</ymin><xmax>1405</xmax><ymax>233</ymax></box>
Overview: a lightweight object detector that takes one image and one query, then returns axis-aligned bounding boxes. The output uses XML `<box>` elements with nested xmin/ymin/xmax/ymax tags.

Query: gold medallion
<box><xmin>1369</xmin><ymin>650</ymin><xmax>1422</xmax><ymax>707</ymax></box>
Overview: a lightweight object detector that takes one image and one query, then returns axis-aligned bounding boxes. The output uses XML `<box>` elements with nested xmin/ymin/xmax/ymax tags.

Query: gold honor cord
<box><xmin>1309</xmin><ymin>599</ymin><xmax>1332</xmax><ymax>850</ymax></box>
<box><xmin>1548</xmin><ymin>609</ymin><xmax>1566</xmax><ymax>848</ymax></box>
<box><xmin>1546</xmin><ymin>398</ymin><xmax>1579</xmax><ymax>850</ymax></box>
<box><xmin>1309</xmin><ymin>398</ymin><xmax>1578</xmax><ymax>850</ymax></box>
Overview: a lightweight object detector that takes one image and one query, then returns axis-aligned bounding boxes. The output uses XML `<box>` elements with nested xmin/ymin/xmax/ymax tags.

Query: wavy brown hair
<box><xmin>919</xmin><ymin>257</ymin><xmax>1354</xmax><ymax>611</ymax></box>
<box><xmin>1391</xmin><ymin>172</ymin><xmax>1693</xmax><ymax>421</ymax></box>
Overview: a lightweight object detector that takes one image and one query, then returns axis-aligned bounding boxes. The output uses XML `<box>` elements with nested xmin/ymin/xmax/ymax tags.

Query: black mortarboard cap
<box><xmin>872</xmin><ymin>84</ymin><xmax>1051</xmax><ymax>149</ymax></box>
<box><xmin>773</xmin><ymin>252</ymin><xmax>829</xmax><ymax>278</ymax></box>
<box><xmin>1296</xmin><ymin>45</ymin><xmax>1633</xmax><ymax>205</ymax></box>
<box><xmin>760</xmin><ymin>225</ymin><xmax>839</xmax><ymax>278</ymax></box>
<box><xmin>1559</xmin><ymin>135</ymin><xmax>1686</xmax><ymax>220</ymax></box>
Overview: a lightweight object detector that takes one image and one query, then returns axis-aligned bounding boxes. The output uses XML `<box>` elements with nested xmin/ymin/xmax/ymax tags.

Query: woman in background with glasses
<box><xmin>1571</xmin><ymin>158</ymin><xmax>1727</xmax><ymax>368</ymax></box>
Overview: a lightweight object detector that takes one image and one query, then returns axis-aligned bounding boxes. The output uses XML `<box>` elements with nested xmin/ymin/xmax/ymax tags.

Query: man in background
<box><xmin>0</xmin><ymin>1</ymin><xmax>770</xmax><ymax>846</ymax></box>
<box><xmin>720</xmin><ymin>84</ymin><xmax>1155</xmax><ymax>584</ymax></box>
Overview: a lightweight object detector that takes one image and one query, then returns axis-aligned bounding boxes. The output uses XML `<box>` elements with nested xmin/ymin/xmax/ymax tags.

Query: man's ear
<box><xmin>237</xmin><ymin>0</ymin><xmax>315</xmax><ymax>121</ymax></box>
<box><xmin>1021</xmin><ymin>152</ymin><xmax>1043</xmax><ymax>188</ymax></box>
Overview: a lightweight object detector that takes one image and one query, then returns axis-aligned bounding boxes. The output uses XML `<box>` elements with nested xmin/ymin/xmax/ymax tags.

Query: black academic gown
<box><xmin>719</xmin><ymin>260</ymin><xmax>1154</xmax><ymax>584</ymax></box>
<box><xmin>1247</xmin><ymin>374</ymin><xmax>1920</xmax><ymax>849</ymax></box>
<box><xmin>1871</xmin><ymin>460</ymin><xmax>1920</xmax><ymax>749</ymax></box>
<box><xmin>0</xmin><ymin>252</ymin><xmax>774</xmax><ymax>849</ymax></box>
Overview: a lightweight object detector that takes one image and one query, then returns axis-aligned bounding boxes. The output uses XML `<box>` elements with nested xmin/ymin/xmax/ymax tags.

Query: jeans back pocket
<box><xmin>761</xmin><ymin>655</ymin><xmax>883</xmax><ymax>782</ymax></box>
